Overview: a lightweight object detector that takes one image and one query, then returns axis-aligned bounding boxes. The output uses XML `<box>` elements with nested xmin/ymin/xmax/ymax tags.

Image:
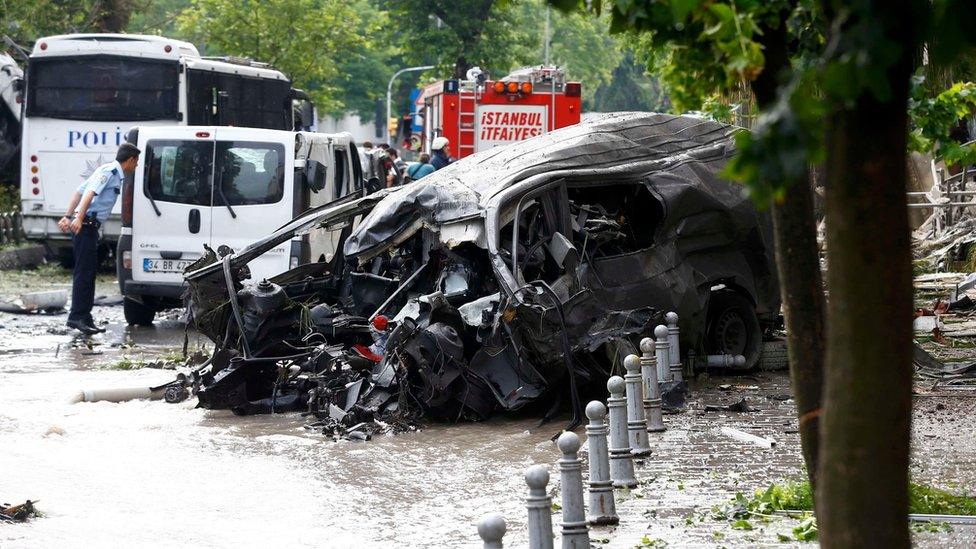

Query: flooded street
<box><xmin>1</xmin><ymin>271</ymin><xmax>975</xmax><ymax>547</ymax></box>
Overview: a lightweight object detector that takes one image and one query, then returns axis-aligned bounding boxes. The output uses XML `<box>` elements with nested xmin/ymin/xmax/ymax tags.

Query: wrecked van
<box><xmin>181</xmin><ymin>112</ymin><xmax>779</xmax><ymax>429</ymax></box>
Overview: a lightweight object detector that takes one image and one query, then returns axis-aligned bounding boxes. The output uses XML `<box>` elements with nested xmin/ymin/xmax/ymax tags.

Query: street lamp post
<box><xmin>386</xmin><ymin>65</ymin><xmax>434</xmax><ymax>147</ymax></box>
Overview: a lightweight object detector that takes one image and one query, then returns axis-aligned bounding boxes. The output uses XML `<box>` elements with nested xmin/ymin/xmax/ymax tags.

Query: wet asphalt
<box><xmin>1</xmin><ymin>267</ymin><xmax>974</xmax><ymax>548</ymax></box>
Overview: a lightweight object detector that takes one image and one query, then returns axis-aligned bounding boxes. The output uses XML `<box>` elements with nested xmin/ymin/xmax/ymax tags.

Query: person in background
<box><xmin>405</xmin><ymin>153</ymin><xmax>435</xmax><ymax>182</ymax></box>
<box><xmin>359</xmin><ymin>141</ymin><xmax>373</xmax><ymax>173</ymax></box>
<box><xmin>430</xmin><ymin>136</ymin><xmax>453</xmax><ymax>170</ymax></box>
<box><xmin>387</xmin><ymin>148</ymin><xmax>407</xmax><ymax>173</ymax></box>
<box><xmin>58</xmin><ymin>143</ymin><xmax>140</xmax><ymax>334</ymax></box>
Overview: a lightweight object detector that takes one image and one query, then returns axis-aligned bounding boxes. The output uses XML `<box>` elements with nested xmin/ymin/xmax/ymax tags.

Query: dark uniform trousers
<box><xmin>68</xmin><ymin>216</ymin><xmax>101</xmax><ymax>323</ymax></box>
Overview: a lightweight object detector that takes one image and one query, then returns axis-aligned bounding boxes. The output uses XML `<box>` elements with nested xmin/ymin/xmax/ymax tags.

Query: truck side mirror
<box><xmin>300</xmin><ymin>160</ymin><xmax>326</xmax><ymax>192</ymax></box>
<box><xmin>365</xmin><ymin>176</ymin><xmax>381</xmax><ymax>194</ymax></box>
<box><xmin>548</xmin><ymin>231</ymin><xmax>579</xmax><ymax>272</ymax></box>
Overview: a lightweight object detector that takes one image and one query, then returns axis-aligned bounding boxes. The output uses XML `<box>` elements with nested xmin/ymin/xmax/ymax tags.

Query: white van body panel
<box><xmin>208</xmin><ymin>126</ymin><xmax>295</xmax><ymax>283</ymax></box>
<box><xmin>126</xmin><ymin>126</ymin><xmax>359</xmax><ymax>297</ymax></box>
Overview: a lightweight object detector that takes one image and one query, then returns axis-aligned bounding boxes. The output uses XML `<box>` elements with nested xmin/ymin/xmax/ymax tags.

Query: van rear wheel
<box><xmin>123</xmin><ymin>297</ymin><xmax>156</xmax><ymax>326</ymax></box>
<box><xmin>705</xmin><ymin>290</ymin><xmax>761</xmax><ymax>369</ymax></box>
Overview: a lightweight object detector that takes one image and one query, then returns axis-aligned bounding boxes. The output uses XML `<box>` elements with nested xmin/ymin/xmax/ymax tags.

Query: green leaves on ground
<box><xmin>712</xmin><ymin>479</ymin><xmax>976</xmax><ymax>543</ymax></box>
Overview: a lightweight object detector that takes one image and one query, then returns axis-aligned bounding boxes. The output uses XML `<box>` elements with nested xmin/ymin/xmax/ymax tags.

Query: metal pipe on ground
<box><xmin>74</xmin><ymin>386</ymin><xmax>166</xmax><ymax>403</ymax></box>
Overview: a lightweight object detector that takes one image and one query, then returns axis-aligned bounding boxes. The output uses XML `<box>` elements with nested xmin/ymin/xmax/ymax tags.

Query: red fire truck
<box><xmin>416</xmin><ymin>66</ymin><xmax>582</xmax><ymax>159</ymax></box>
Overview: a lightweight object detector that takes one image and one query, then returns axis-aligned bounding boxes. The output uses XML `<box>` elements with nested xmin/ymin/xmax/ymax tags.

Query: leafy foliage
<box><xmin>176</xmin><ymin>0</ymin><xmax>366</xmax><ymax>111</ymax></box>
<box><xmin>2</xmin><ymin>0</ymin><xmax>109</xmax><ymax>45</ymax></box>
<box><xmin>909</xmin><ymin>78</ymin><xmax>976</xmax><ymax>166</ymax></box>
<box><xmin>909</xmin><ymin>482</ymin><xmax>976</xmax><ymax>515</ymax></box>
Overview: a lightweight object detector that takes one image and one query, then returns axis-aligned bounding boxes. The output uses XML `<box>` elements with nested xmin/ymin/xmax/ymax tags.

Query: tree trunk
<box><xmin>817</xmin><ymin>4</ymin><xmax>920</xmax><ymax>547</ymax></box>
<box><xmin>93</xmin><ymin>0</ymin><xmax>134</xmax><ymax>33</ymax></box>
<box><xmin>770</xmin><ymin>187</ymin><xmax>825</xmax><ymax>491</ymax></box>
<box><xmin>750</xmin><ymin>19</ymin><xmax>825</xmax><ymax>497</ymax></box>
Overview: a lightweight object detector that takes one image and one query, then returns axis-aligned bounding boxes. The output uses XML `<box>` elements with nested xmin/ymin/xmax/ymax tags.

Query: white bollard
<box><xmin>666</xmin><ymin>312</ymin><xmax>683</xmax><ymax>382</ymax></box>
<box><xmin>525</xmin><ymin>465</ymin><xmax>554</xmax><ymax>549</ymax></box>
<box><xmin>640</xmin><ymin>337</ymin><xmax>666</xmax><ymax>433</ymax></box>
<box><xmin>478</xmin><ymin>513</ymin><xmax>506</xmax><ymax>548</ymax></box>
<box><xmin>654</xmin><ymin>324</ymin><xmax>671</xmax><ymax>382</ymax></box>
<box><xmin>584</xmin><ymin>401</ymin><xmax>618</xmax><ymax>526</ymax></box>
<box><xmin>556</xmin><ymin>431</ymin><xmax>590</xmax><ymax>549</ymax></box>
<box><xmin>606</xmin><ymin>376</ymin><xmax>637</xmax><ymax>489</ymax></box>
<box><xmin>623</xmin><ymin>354</ymin><xmax>652</xmax><ymax>457</ymax></box>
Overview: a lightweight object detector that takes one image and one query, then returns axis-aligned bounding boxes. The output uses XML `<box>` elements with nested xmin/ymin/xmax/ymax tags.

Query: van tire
<box><xmin>123</xmin><ymin>297</ymin><xmax>156</xmax><ymax>326</ymax></box>
<box><xmin>704</xmin><ymin>290</ymin><xmax>762</xmax><ymax>369</ymax></box>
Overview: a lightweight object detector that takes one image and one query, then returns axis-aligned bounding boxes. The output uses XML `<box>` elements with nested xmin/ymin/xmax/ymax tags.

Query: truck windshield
<box><xmin>27</xmin><ymin>56</ymin><xmax>179</xmax><ymax>121</ymax></box>
<box><xmin>144</xmin><ymin>140</ymin><xmax>213</xmax><ymax>206</ymax></box>
<box><xmin>216</xmin><ymin>142</ymin><xmax>285</xmax><ymax>205</ymax></box>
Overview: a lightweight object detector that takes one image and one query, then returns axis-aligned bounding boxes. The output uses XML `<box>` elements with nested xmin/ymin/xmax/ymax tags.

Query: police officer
<box><xmin>58</xmin><ymin>143</ymin><xmax>140</xmax><ymax>335</ymax></box>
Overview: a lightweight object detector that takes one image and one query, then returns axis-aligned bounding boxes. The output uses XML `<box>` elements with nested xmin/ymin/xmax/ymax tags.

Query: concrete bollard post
<box><xmin>606</xmin><ymin>376</ymin><xmax>638</xmax><ymax>488</ymax></box>
<box><xmin>639</xmin><ymin>337</ymin><xmax>666</xmax><ymax>433</ymax></box>
<box><xmin>556</xmin><ymin>431</ymin><xmax>590</xmax><ymax>549</ymax></box>
<box><xmin>654</xmin><ymin>324</ymin><xmax>671</xmax><ymax>382</ymax></box>
<box><xmin>584</xmin><ymin>401</ymin><xmax>618</xmax><ymax>526</ymax></box>
<box><xmin>525</xmin><ymin>465</ymin><xmax>554</xmax><ymax>549</ymax></box>
<box><xmin>478</xmin><ymin>513</ymin><xmax>506</xmax><ymax>548</ymax></box>
<box><xmin>623</xmin><ymin>354</ymin><xmax>652</xmax><ymax>457</ymax></box>
<box><xmin>666</xmin><ymin>312</ymin><xmax>683</xmax><ymax>382</ymax></box>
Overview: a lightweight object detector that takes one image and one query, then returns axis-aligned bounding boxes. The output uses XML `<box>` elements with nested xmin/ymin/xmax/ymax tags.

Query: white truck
<box><xmin>117</xmin><ymin>125</ymin><xmax>362</xmax><ymax>324</ymax></box>
<box><xmin>18</xmin><ymin>33</ymin><xmax>315</xmax><ymax>262</ymax></box>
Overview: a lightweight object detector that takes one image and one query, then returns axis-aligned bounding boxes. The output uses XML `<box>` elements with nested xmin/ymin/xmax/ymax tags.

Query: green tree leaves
<box><xmin>176</xmin><ymin>0</ymin><xmax>366</xmax><ymax>112</ymax></box>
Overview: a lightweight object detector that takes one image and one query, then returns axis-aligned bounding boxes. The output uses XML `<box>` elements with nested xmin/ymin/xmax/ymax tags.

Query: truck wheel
<box><xmin>123</xmin><ymin>297</ymin><xmax>156</xmax><ymax>326</ymax></box>
<box><xmin>705</xmin><ymin>290</ymin><xmax>761</xmax><ymax>369</ymax></box>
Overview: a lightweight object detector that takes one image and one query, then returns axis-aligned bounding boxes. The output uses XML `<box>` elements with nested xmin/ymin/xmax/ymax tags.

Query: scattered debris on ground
<box><xmin>0</xmin><ymin>500</ymin><xmax>40</xmax><ymax>522</ymax></box>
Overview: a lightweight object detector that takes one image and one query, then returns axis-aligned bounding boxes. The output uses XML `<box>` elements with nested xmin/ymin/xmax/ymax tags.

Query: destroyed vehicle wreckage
<box><xmin>181</xmin><ymin>112</ymin><xmax>780</xmax><ymax>431</ymax></box>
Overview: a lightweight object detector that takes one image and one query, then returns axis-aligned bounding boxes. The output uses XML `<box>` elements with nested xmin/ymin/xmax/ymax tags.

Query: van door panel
<box><xmin>210</xmin><ymin>129</ymin><xmax>292</xmax><ymax>281</ymax></box>
<box><xmin>132</xmin><ymin>135</ymin><xmax>214</xmax><ymax>285</ymax></box>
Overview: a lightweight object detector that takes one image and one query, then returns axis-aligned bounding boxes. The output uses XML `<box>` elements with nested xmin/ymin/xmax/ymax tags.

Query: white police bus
<box><xmin>18</xmin><ymin>33</ymin><xmax>315</xmax><ymax>261</ymax></box>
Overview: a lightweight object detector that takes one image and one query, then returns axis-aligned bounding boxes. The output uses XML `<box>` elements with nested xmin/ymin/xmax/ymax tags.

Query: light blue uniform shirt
<box><xmin>76</xmin><ymin>160</ymin><xmax>124</xmax><ymax>223</ymax></box>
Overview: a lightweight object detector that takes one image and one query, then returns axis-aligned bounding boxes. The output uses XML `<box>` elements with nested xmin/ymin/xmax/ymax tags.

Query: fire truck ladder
<box><xmin>456</xmin><ymin>80</ymin><xmax>482</xmax><ymax>156</ymax></box>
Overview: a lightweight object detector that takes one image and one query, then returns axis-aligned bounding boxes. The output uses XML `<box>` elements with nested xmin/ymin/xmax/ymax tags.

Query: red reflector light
<box><xmin>565</xmin><ymin>82</ymin><xmax>582</xmax><ymax>97</ymax></box>
<box><xmin>32</xmin><ymin>187</ymin><xmax>40</xmax><ymax>195</ymax></box>
<box><xmin>492</xmin><ymin>81</ymin><xmax>505</xmax><ymax>94</ymax></box>
<box><xmin>164</xmin><ymin>45</ymin><xmax>172</xmax><ymax>53</ymax></box>
<box><xmin>39</xmin><ymin>42</ymin><xmax>47</xmax><ymax>50</ymax></box>
<box><xmin>506</xmin><ymin>81</ymin><xmax>518</xmax><ymax>94</ymax></box>
<box><xmin>31</xmin><ymin>176</ymin><xmax>38</xmax><ymax>184</ymax></box>
<box><xmin>520</xmin><ymin>82</ymin><xmax>533</xmax><ymax>94</ymax></box>
<box><xmin>30</xmin><ymin>155</ymin><xmax>37</xmax><ymax>163</ymax></box>
<box><xmin>195</xmin><ymin>131</ymin><xmax>210</xmax><ymax>138</ymax></box>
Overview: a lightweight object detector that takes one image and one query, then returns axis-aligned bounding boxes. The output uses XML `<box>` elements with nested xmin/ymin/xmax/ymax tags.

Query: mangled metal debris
<box><xmin>176</xmin><ymin>112</ymin><xmax>779</xmax><ymax>432</ymax></box>
<box><xmin>1</xmin><ymin>500</ymin><xmax>39</xmax><ymax>522</ymax></box>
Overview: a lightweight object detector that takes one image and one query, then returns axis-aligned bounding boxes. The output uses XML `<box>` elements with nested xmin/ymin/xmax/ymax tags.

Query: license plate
<box><xmin>142</xmin><ymin>258</ymin><xmax>193</xmax><ymax>273</ymax></box>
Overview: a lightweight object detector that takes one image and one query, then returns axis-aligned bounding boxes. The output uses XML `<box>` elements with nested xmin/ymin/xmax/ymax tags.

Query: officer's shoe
<box><xmin>66</xmin><ymin>318</ymin><xmax>105</xmax><ymax>335</ymax></box>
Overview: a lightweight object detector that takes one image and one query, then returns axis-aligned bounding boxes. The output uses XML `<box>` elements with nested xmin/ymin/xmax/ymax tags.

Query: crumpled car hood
<box><xmin>343</xmin><ymin>112</ymin><xmax>741</xmax><ymax>260</ymax></box>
